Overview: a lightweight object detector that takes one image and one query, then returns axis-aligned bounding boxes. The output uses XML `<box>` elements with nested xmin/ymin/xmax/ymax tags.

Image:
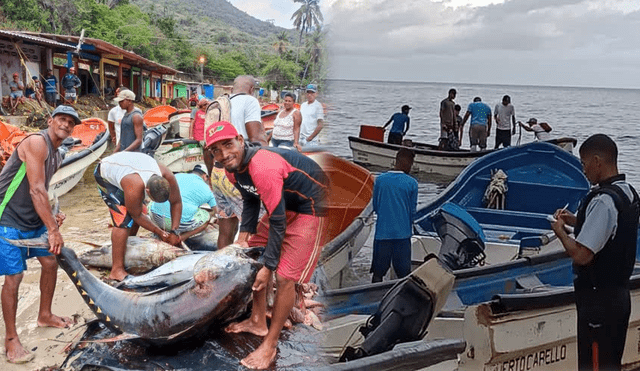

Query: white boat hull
<box><xmin>154</xmin><ymin>141</ymin><xmax>204</xmax><ymax>173</ymax></box>
<box><xmin>350</xmin><ymin>139</ymin><xmax>473</xmax><ymax>177</ymax></box>
<box><xmin>48</xmin><ymin>136</ymin><xmax>109</xmax><ymax>199</ymax></box>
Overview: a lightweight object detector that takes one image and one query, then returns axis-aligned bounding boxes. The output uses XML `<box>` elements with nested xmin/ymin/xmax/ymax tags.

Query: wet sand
<box><xmin>0</xmin><ymin>163</ymin><xmax>120</xmax><ymax>370</ymax></box>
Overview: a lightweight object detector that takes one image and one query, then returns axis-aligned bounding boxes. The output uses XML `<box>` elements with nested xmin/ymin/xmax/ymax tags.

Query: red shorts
<box><xmin>249</xmin><ymin>211</ymin><xmax>324</xmax><ymax>284</ymax></box>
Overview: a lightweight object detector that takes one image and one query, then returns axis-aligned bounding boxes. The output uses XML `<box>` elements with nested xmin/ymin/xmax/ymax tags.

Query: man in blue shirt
<box><xmin>148</xmin><ymin>164</ymin><xmax>216</xmax><ymax>239</ymax></box>
<box><xmin>371</xmin><ymin>148</ymin><xmax>418</xmax><ymax>282</ymax></box>
<box><xmin>43</xmin><ymin>69</ymin><xmax>57</xmax><ymax>107</ymax></box>
<box><xmin>461</xmin><ymin>97</ymin><xmax>492</xmax><ymax>151</ymax></box>
<box><xmin>382</xmin><ymin>105</ymin><xmax>411</xmax><ymax>145</ymax></box>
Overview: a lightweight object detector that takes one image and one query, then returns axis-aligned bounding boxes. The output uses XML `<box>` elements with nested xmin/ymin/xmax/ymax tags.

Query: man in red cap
<box><xmin>205</xmin><ymin>121</ymin><xmax>328</xmax><ymax>369</ymax></box>
<box><xmin>9</xmin><ymin>72</ymin><xmax>25</xmax><ymax>115</ymax></box>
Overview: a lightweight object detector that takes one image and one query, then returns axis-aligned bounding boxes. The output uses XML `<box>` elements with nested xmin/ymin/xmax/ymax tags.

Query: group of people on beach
<box><xmin>383</xmin><ymin>88</ymin><xmax>553</xmax><ymax>151</ymax></box>
<box><xmin>6</xmin><ymin>67</ymin><xmax>82</xmax><ymax>115</ymax></box>
<box><xmin>0</xmin><ymin>74</ymin><xmax>328</xmax><ymax>369</ymax></box>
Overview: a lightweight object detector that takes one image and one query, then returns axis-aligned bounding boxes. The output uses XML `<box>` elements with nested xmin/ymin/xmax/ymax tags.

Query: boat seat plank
<box><xmin>515</xmin><ymin>274</ymin><xmax>544</xmax><ymax>290</ymax></box>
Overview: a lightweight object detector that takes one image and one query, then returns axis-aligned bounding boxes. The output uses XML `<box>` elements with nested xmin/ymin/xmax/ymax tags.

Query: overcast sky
<box><xmin>326</xmin><ymin>0</ymin><xmax>640</xmax><ymax>88</ymax></box>
<box><xmin>229</xmin><ymin>0</ymin><xmax>640</xmax><ymax>89</ymax></box>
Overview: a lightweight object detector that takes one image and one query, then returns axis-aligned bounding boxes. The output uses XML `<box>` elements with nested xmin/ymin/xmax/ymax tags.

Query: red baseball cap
<box><xmin>205</xmin><ymin>121</ymin><xmax>239</xmax><ymax>148</ymax></box>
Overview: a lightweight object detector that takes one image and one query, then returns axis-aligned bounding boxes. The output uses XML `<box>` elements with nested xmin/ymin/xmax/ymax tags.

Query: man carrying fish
<box><xmin>94</xmin><ymin>152</ymin><xmax>182</xmax><ymax>281</ymax></box>
<box><xmin>0</xmin><ymin>105</ymin><xmax>80</xmax><ymax>364</ymax></box>
<box><xmin>205</xmin><ymin>121</ymin><xmax>328</xmax><ymax>369</ymax></box>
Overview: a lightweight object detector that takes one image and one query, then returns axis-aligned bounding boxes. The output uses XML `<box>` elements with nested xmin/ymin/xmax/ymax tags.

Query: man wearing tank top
<box><xmin>94</xmin><ymin>152</ymin><xmax>182</xmax><ymax>281</ymax></box>
<box><xmin>0</xmin><ymin>105</ymin><xmax>80</xmax><ymax>364</ymax></box>
<box><xmin>113</xmin><ymin>89</ymin><xmax>144</xmax><ymax>152</ymax></box>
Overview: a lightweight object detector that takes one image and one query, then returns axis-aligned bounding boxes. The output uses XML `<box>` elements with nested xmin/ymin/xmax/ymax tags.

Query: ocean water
<box><xmin>320</xmin><ymin>79</ymin><xmax>640</xmax><ymax>284</ymax></box>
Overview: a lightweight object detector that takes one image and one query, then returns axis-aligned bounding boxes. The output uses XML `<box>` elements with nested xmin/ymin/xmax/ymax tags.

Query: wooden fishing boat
<box><xmin>49</xmin><ymin>118</ymin><xmax>110</xmax><ymax>199</ymax></box>
<box><xmin>349</xmin><ymin>125</ymin><xmax>578</xmax><ymax>178</ymax></box>
<box><xmin>412</xmin><ymin>141</ymin><xmax>589</xmax><ymax>262</ymax></box>
<box><xmin>167</xmin><ymin>109</ymin><xmax>192</xmax><ymax>138</ymax></box>
<box><xmin>143</xmin><ymin>105</ymin><xmax>177</xmax><ymax>128</ymax></box>
<box><xmin>153</xmin><ymin>138</ymin><xmax>204</xmax><ymax>173</ymax></box>
<box><xmin>307</xmin><ymin>151</ymin><xmax>375</xmax><ymax>289</ymax></box>
<box><xmin>261</xmin><ymin>103</ymin><xmax>279</xmax><ymax>131</ymax></box>
<box><xmin>0</xmin><ymin>118</ymin><xmax>109</xmax><ymax>199</ymax></box>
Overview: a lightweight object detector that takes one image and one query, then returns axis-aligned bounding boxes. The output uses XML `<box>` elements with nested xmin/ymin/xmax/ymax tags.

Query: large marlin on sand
<box><xmin>9</xmin><ymin>237</ymin><xmax>262</xmax><ymax>345</ymax></box>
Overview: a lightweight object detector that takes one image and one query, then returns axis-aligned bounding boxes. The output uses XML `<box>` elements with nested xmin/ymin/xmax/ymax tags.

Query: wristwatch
<box><xmin>169</xmin><ymin>229</ymin><xmax>180</xmax><ymax>236</ymax></box>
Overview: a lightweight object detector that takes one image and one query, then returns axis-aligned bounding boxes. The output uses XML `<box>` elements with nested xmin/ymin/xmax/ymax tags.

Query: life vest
<box><xmin>573</xmin><ymin>174</ymin><xmax>640</xmax><ymax>290</ymax></box>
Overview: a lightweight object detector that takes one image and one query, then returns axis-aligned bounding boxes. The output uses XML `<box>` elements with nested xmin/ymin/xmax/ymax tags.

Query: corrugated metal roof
<box><xmin>0</xmin><ymin>30</ymin><xmax>75</xmax><ymax>50</ymax></box>
<box><xmin>22</xmin><ymin>32</ymin><xmax>178</xmax><ymax>75</ymax></box>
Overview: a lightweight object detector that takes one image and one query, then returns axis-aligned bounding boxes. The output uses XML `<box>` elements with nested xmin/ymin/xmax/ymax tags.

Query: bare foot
<box><xmin>225</xmin><ymin>318</ymin><xmax>268</xmax><ymax>337</ymax></box>
<box><xmin>108</xmin><ymin>269</ymin><xmax>128</xmax><ymax>282</ymax></box>
<box><xmin>37</xmin><ymin>313</ymin><xmax>74</xmax><ymax>329</ymax></box>
<box><xmin>240</xmin><ymin>341</ymin><xmax>277</xmax><ymax>369</ymax></box>
<box><xmin>5</xmin><ymin>337</ymin><xmax>34</xmax><ymax>364</ymax></box>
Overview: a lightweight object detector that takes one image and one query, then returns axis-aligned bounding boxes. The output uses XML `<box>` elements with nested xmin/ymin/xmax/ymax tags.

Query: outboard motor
<box><xmin>58</xmin><ymin>137</ymin><xmax>81</xmax><ymax>159</ymax></box>
<box><xmin>339</xmin><ymin>255</ymin><xmax>454</xmax><ymax>362</ymax></box>
<box><xmin>432</xmin><ymin>202</ymin><xmax>486</xmax><ymax>270</ymax></box>
<box><xmin>141</xmin><ymin>126</ymin><xmax>167</xmax><ymax>157</ymax></box>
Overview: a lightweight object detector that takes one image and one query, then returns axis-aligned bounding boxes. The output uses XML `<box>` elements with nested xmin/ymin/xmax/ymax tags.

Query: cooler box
<box><xmin>359</xmin><ymin>125</ymin><xmax>385</xmax><ymax>142</ymax></box>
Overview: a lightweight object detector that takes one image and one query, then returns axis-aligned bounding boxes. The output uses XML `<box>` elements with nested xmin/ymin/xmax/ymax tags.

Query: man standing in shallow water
<box><xmin>206</xmin><ymin>121</ymin><xmax>328</xmax><ymax>369</ymax></box>
<box><xmin>0</xmin><ymin>106</ymin><xmax>79</xmax><ymax>364</ymax></box>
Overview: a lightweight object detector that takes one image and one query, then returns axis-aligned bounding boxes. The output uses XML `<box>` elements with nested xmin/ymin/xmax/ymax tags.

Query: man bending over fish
<box><xmin>94</xmin><ymin>152</ymin><xmax>182</xmax><ymax>281</ymax></box>
<box><xmin>0</xmin><ymin>106</ymin><xmax>80</xmax><ymax>364</ymax></box>
<box><xmin>205</xmin><ymin>121</ymin><xmax>328</xmax><ymax>369</ymax></box>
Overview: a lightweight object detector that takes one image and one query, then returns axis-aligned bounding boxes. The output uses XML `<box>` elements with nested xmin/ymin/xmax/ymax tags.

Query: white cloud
<box><xmin>326</xmin><ymin>0</ymin><xmax>640</xmax><ymax>88</ymax></box>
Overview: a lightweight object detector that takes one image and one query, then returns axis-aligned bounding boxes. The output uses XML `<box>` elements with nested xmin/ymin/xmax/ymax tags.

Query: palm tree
<box><xmin>272</xmin><ymin>31</ymin><xmax>289</xmax><ymax>56</ymax></box>
<box><xmin>291</xmin><ymin>0</ymin><xmax>323</xmax><ymax>63</ymax></box>
<box><xmin>300</xmin><ymin>28</ymin><xmax>324</xmax><ymax>85</ymax></box>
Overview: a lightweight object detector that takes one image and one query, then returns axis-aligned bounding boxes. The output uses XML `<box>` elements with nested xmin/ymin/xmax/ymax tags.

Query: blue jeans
<box><xmin>271</xmin><ymin>138</ymin><xmax>294</xmax><ymax>148</ymax></box>
<box><xmin>370</xmin><ymin>238</ymin><xmax>411</xmax><ymax>281</ymax></box>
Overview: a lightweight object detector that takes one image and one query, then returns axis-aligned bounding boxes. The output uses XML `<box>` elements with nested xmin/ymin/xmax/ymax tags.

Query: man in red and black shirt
<box><xmin>205</xmin><ymin>121</ymin><xmax>328</xmax><ymax>369</ymax></box>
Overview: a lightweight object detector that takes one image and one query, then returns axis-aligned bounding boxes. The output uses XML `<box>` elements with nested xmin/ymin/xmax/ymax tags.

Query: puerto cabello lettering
<box><xmin>493</xmin><ymin>344</ymin><xmax>567</xmax><ymax>371</ymax></box>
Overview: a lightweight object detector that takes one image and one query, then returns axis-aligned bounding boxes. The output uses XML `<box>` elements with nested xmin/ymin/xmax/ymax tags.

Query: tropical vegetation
<box><xmin>0</xmin><ymin>0</ymin><xmax>326</xmax><ymax>90</ymax></box>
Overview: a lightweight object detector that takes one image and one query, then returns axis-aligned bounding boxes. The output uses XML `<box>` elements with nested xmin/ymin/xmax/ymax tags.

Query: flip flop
<box><xmin>6</xmin><ymin>351</ymin><xmax>35</xmax><ymax>364</ymax></box>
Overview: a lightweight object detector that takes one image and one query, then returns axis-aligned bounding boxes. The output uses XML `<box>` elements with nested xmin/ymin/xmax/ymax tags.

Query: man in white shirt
<box><xmin>493</xmin><ymin>95</ymin><xmax>516</xmax><ymax>149</ymax></box>
<box><xmin>107</xmin><ymin>86</ymin><xmax>127</xmax><ymax>147</ymax></box>
<box><xmin>295</xmin><ymin>84</ymin><xmax>324</xmax><ymax>150</ymax></box>
<box><xmin>229</xmin><ymin>75</ymin><xmax>267</xmax><ymax>145</ymax></box>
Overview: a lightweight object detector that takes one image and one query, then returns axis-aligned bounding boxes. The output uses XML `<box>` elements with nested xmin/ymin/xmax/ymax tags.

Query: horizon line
<box><xmin>325</xmin><ymin>77</ymin><xmax>639</xmax><ymax>91</ymax></box>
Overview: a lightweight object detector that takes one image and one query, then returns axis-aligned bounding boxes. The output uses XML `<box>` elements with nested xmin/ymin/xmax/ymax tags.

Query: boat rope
<box><xmin>336</xmin><ymin>172</ymin><xmax>374</xmax><ymax>232</ymax></box>
<box><xmin>13</xmin><ymin>42</ymin><xmax>54</xmax><ymax>118</ymax></box>
<box><xmin>483</xmin><ymin>169</ymin><xmax>508</xmax><ymax>210</ymax></box>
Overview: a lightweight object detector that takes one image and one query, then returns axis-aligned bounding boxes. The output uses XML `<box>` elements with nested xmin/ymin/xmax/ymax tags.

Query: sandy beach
<box><xmin>0</xmin><ymin>166</ymin><xmax>119</xmax><ymax>370</ymax></box>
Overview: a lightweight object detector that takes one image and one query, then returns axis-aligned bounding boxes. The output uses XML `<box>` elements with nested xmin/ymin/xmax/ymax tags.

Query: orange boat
<box><xmin>143</xmin><ymin>105</ymin><xmax>178</xmax><ymax>127</ymax></box>
<box><xmin>0</xmin><ymin>118</ymin><xmax>110</xmax><ymax>199</ymax></box>
<box><xmin>261</xmin><ymin>103</ymin><xmax>279</xmax><ymax>131</ymax></box>
<box><xmin>306</xmin><ymin>151</ymin><xmax>375</xmax><ymax>289</ymax></box>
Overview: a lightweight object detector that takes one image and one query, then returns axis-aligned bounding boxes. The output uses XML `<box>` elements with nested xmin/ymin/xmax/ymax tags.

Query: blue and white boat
<box><xmin>410</xmin><ymin>141</ymin><xmax>590</xmax><ymax>266</ymax></box>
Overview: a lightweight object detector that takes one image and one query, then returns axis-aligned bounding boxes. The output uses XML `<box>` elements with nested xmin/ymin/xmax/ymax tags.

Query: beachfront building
<box><xmin>0</xmin><ymin>30</ymin><xmax>75</xmax><ymax>100</ymax></box>
<box><xmin>17</xmin><ymin>32</ymin><xmax>178</xmax><ymax>103</ymax></box>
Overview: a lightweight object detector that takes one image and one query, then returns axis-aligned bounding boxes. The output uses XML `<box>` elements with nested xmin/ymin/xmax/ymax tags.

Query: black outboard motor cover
<box><xmin>432</xmin><ymin>202</ymin><xmax>486</xmax><ymax>270</ymax></box>
<box><xmin>339</xmin><ymin>255</ymin><xmax>454</xmax><ymax>362</ymax></box>
<box><xmin>141</xmin><ymin>126</ymin><xmax>167</xmax><ymax>156</ymax></box>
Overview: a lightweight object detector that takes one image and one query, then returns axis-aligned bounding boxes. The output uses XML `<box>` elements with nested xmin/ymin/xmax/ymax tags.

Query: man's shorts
<box><xmin>0</xmin><ymin>225</ymin><xmax>50</xmax><ymax>276</ymax></box>
<box><xmin>249</xmin><ymin>212</ymin><xmax>324</xmax><ymax>284</ymax></box>
<box><xmin>94</xmin><ymin>164</ymin><xmax>135</xmax><ymax>229</ymax></box>
<box><xmin>45</xmin><ymin>92</ymin><xmax>57</xmax><ymax>105</ymax></box>
<box><xmin>300</xmin><ymin>136</ymin><xmax>319</xmax><ymax>147</ymax></box>
<box><xmin>370</xmin><ymin>238</ymin><xmax>411</xmax><ymax>279</ymax></box>
<box><xmin>494</xmin><ymin>129</ymin><xmax>511</xmax><ymax>148</ymax></box>
<box><xmin>469</xmin><ymin>124</ymin><xmax>488</xmax><ymax>149</ymax></box>
<box><xmin>10</xmin><ymin>91</ymin><xmax>23</xmax><ymax>99</ymax></box>
<box><xmin>150</xmin><ymin>207</ymin><xmax>210</xmax><ymax>233</ymax></box>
